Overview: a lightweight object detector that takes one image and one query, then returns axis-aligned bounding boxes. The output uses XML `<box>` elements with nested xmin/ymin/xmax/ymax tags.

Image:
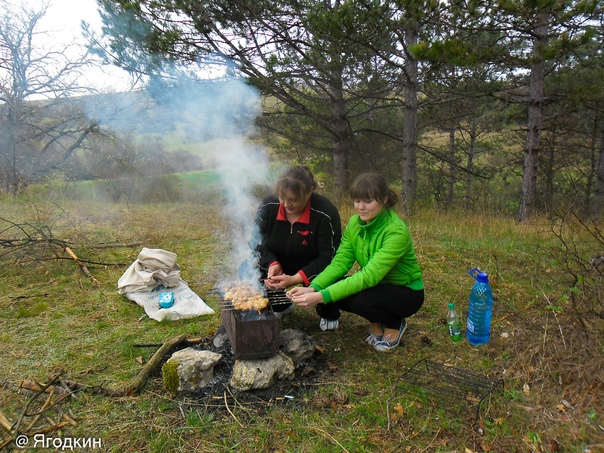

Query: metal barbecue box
<box><xmin>219</xmin><ymin>285</ymin><xmax>288</xmax><ymax>360</ymax></box>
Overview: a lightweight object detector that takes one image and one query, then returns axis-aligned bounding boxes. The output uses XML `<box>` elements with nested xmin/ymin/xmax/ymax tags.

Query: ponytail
<box><xmin>386</xmin><ymin>188</ymin><xmax>399</xmax><ymax>208</ymax></box>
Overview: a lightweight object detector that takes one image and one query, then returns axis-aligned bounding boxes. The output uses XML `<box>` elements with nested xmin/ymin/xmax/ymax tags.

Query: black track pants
<box><xmin>315</xmin><ymin>284</ymin><xmax>424</xmax><ymax>330</ymax></box>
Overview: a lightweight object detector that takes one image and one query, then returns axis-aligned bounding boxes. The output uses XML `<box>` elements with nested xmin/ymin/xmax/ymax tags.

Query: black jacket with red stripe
<box><xmin>254</xmin><ymin>193</ymin><xmax>342</xmax><ymax>285</ymax></box>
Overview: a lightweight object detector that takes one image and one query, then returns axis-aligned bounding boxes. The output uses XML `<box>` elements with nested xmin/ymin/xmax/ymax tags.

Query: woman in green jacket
<box><xmin>287</xmin><ymin>173</ymin><xmax>424</xmax><ymax>352</ymax></box>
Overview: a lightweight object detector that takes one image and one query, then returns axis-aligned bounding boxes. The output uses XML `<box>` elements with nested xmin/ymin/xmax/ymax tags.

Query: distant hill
<box><xmin>79</xmin><ymin>78</ymin><xmax>262</xmax><ymax>144</ymax></box>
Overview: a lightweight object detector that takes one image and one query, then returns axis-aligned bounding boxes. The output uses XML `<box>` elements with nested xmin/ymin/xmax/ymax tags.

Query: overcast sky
<box><xmin>29</xmin><ymin>0</ymin><xmax>133</xmax><ymax>92</ymax></box>
<box><xmin>7</xmin><ymin>0</ymin><xmax>227</xmax><ymax>94</ymax></box>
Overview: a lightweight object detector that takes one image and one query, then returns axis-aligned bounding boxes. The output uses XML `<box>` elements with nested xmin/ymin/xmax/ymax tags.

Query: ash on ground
<box><xmin>162</xmin><ymin>333</ymin><xmax>334</xmax><ymax>413</ymax></box>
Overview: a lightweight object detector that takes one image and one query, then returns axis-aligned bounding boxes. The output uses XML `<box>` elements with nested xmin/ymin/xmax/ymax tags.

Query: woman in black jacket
<box><xmin>254</xmin><ymin>166</ymin><xmax>342</xmax><ymax>315</ymax></box>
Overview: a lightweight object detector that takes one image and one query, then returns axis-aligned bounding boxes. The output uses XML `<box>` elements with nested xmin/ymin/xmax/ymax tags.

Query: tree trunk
<box><xmin>465</xmin><ymin>118</ymin><xmax>477</xmax><ymax>211</ymax></box>
<box><xmin>584</xmin><ymin>115</ymin><xmax>598</xmax><ymax>212</ymax></box>
<box><xmin>591</xmin><ymin>116</ymin><xmax>604</xmax><ymax>219</ymax></box>
<box><xmin>330</xmin><ymin>67</ymin><xmax>350</xmax><ymax>200</ymax></box>
<box><xmin>332</xmin><ymin>140</ymin><xmax>349</xmax><ymax>201</ymax></box>
<box><xmin>401</xmin><ymin>24</ymin><xmax>419</xmax><ymax>215</ymax></box>
<box><xmin>543</xmin><ymin>129</ymin><xmax>556</xmax><ymax>212</ymax></box>
<box><xmin>10</xmin><ymin>133</ymin><xmax>18</xmax><ymax>196</ymax></box>
<box><xmin>447</xmin><ymin>125</ymin><xmax>455</xmax><ymax>207</ymax></box>
<box><xmin>519</xmin><ymin>11</ymin><xmax>548</xmax><ymax>222</ymax></box>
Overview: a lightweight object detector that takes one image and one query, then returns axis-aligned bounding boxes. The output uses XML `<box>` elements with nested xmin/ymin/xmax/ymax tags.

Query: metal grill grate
<box><xmin>391</xmin><ymin>358</ymin><xmax>503</xmax><ymax>423</ymax></box>
<box><xmin>265</xmin><ymin>289</ymin><xmax>292</xmax><ymax>308</ymax></box>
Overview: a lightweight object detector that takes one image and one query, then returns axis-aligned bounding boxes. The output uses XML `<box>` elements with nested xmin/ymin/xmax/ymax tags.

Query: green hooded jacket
<box><xmin>309</xmin><ymin>208</ymin><xmax>423</xmax><ymax>303</ymax></box>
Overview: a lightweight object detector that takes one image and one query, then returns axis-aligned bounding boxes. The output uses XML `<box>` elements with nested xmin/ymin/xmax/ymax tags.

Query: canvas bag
<box><xmin>117</xmin><ymin>247</ymin><xmax>214</xmax><ymax>321</ymax></box>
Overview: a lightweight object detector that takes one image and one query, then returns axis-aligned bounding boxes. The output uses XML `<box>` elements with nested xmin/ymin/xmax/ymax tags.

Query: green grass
<box><xmin>0</xmin><ymin>187</ymin><xmax>602</xmax><ymax>452</ymax></box>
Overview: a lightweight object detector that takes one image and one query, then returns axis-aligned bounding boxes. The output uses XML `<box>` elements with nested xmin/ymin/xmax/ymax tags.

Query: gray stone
<box><xmin>166</xmin><ymin>348</ymin><xmax>222</xmax><ymax>392</ymax></box>
<box><xmin>280</xmin><ymin>328</ymin><xmax>318</xmax><ymax>364</ymax></box>
<box><xmin>230</xmin><ymin>351</ymin><xmax>295</xmax><ymax>391</ymax></box>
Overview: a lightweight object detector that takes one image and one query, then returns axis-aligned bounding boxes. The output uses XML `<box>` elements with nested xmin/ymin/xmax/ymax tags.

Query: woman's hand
<box><xmin>265</xmin><ymin>263</ymin><xmax>284</xmax><ymax>289</ymax></box>
<box><xmin>287</xmin><ymin>286</ymin><xmax>313</xmax><ymax>297</ymax></box>
<box><xmin>287</xmin><ymin>287</ymin><xmax>323</xmax><ymax>309</ymax></box>
<box><xmin>264</xmin><ymin>278</ymin><xmax>281</xmax><ymax>289</ymax></box>
<box><xmin>266</xmin><ymin>274</ymin><xmax>296</xmax><ymax>289</ymax></box>
<box><xmin>267</xmin><ymin>263</ymin><xmax>283</xmax><ymax>279</ymax></box>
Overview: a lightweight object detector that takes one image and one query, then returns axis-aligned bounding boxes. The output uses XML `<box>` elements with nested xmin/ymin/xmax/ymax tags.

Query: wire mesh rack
<box><xmin>389</xmin><ymin>358</ymin><xmax>504</xmax><ymax>424</ymax></box>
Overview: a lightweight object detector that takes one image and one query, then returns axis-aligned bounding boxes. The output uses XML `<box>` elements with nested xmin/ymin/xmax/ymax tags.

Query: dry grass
<box><xmin>0</xmin><ymin>198</ymin><xmax>603</xmax><ymax>452</ymax></box>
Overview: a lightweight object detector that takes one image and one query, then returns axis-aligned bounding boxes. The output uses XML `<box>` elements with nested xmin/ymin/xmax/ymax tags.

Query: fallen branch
<box><xmin>1</xmin><ymin>375</ymin><xmax>74</xmax><ymax>451</ymax></box>
<box><xmin>308</xmin><ymin>426</ymin><xmax>350</xmax><ymax>453</ymax></box>
<box><xmin>18</xmin><ymin>380</ymin><xmax>69</xmax><ymax>395</ymax></box>
<box><xmin>0</xmin><ymin>237</ymin><xmax>68</xmax><ymax>249</ymax></box>
<box><xmin>493</xmin><ymin>304</ymin><xmax>533</xmax><ymax>324</ymax></box>
<box><xmin>24</xmin><ymin>388</ymin><xmax>55</xmax><ymax>432</ymax></box>
<box><xmin>224</xmin><ymin>390</ymin><xmax>243</xmax><ymax>428</ymax></box>
<box><xmin>133</xmin><ymin>337</ymin><xmax>203</xmax><ymax>348</ymax></box>
<box><xmin>63</xmin><ymin>381</ymin><xmax>127</xmax><ymax>397</ymax></box>
<box><xmin>126</xmin><ymin>333</ymin><xmax>187</xmax><ymax>396</ymax></box>
<box><xmin>0</xmin><ymin>436</ymin><xmax>15</xmax><ymax>450</ymax></box>
<box><xmin>64</xmin><ymin>247</ymin><xmax>101</xmax><ymax>285</ymax></box>
<box><xmin>542</xmin><ymin>290</ymin><xmax>567</xmax><ymax>350</ymax></box>
<box><xmin>0</xmin><ymin>410</ymin><xmax>12</xmax><ymax>432</ymax></box>
<box><xmin>14</xmin><ymin>376</ymin><xmax>62</xmax><ymax>436</ymax></box>
<box><xmin>18</xmin><ymin>380</ymin><xmax>126</xmax><ymax>397</ymax></box>
<box><xmin>29</xmin><ymin>421</ymin><xmax>69</xmax><ymax>435</ymax></box>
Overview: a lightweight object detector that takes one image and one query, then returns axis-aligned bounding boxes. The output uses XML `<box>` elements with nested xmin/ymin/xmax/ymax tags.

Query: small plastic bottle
<box><xmin>466</xmin><ymin>268</ymin><xmax>493</xmax><ymax>345</ymax></box>
<box><xmin>447</xmin><ymin>302</ymin><xmax>462</xmax><ymax>342</ymax></box>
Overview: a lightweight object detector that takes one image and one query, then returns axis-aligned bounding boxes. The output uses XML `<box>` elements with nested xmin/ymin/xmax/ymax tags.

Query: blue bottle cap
<box><xmin>469</xmin><ymin>268</ymin><xmax>489</xmax><ymax>283</ymax></box>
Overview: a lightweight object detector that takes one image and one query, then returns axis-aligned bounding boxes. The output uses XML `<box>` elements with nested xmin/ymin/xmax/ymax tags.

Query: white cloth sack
<box><xmin>117</xmin><ymin>247</ymin><xmax>214</xmax><ymax>321</ymax></box>
<box><xmin>117</xmin><ymin>248</ymin><xmax>181</xmax><ymax>294</ymax></box>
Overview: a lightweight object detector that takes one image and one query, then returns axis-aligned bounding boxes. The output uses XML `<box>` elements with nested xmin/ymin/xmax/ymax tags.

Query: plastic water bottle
<box><xmin>447</xmin><ymin>302</ymin><xmax>462</xmax><ymax>342</ymax></box>
<box><xmin>466</xmin><ymin>268</ymin><xmax>493</xmax><ymax>345</ymax></box>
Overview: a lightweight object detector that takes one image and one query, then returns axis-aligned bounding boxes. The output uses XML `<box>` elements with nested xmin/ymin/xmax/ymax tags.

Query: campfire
<box><xmin>218</xmin><ymin>281</ymin><xmax>291</xmax><ymax>360</ymax></box>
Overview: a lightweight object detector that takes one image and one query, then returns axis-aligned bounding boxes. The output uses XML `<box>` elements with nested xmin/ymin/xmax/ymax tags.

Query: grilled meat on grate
<box><xmin>222</xmin><ymin>282</ymin><xmax>269</xmax><ymax>312</ymax></box>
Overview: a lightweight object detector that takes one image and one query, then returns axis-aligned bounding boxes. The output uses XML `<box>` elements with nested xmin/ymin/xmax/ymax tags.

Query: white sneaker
<box><xmin>319</xmin><ymin>318</ymin><xmax>339</xmax><ymax>331</ymax></box>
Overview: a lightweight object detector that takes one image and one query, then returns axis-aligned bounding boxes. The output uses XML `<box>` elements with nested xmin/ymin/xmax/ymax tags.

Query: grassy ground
<box><xmin>0</xmin><ymin>197</ymin><xmax>603</xmax><ymax>452</ymax></box>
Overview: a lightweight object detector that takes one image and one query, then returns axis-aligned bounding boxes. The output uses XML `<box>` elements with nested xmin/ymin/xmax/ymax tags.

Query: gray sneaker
<box><xmin>374</xmin><ymin>319</ymin><xmax>407</xmax><ymax>352</ymax></box>
<box><xmin>366</xmin><ymin>333</ymin><xmax>382</xmax><ymax>346</ymax></box>
<box><xmin>366</xmin><ymin>325</ymin><xmax>383</xmax><ymax>346</ymax></box>
<box><xmin>319</xmin><ymin>318</ymin><xmax>339</xmax><ymax>331</ymax></box>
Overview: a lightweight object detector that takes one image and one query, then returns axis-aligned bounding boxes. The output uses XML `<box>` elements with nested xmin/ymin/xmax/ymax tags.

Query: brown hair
<box><xmin>350</xmin><ymin>173</ymin><xmax>398</xmax><ymax>208</ymax></box>
<box><xmin>275</xmin><ymin>166</ymin><xmax>317</xmax><ymax>201</ymax></box>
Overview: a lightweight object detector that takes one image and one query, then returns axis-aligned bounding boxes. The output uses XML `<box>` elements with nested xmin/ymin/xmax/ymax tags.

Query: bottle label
<box><xmin>448</xmin><ymin>323</ymin><xmax>461</xmax><ymax>336</ymax></box>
